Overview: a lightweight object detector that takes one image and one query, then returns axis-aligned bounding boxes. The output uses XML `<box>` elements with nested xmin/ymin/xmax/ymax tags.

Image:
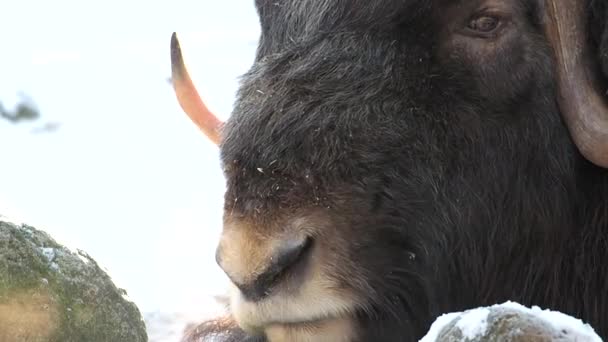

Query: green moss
<box><xmin>0</xmin><ymin>220</ymin><xmax>147</xmax><ymax>342</ymax></box>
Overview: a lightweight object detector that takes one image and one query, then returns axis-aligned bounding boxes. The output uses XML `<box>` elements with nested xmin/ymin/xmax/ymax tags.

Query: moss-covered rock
<box><xmin>421</xmin><ymin>302</ymin><xmax>601</xmax><ymax>342</ymax></box>
<box><xmin>0</xmin><ymin>219</ymin><xmax>147</xmax><ymax>342</ymax></box>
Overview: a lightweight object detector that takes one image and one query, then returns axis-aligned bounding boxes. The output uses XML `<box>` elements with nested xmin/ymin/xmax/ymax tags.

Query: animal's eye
<box><xmin>467</xmin><ymin>15</ymin><xmax>500</xmax><ymax>33</ymax></box>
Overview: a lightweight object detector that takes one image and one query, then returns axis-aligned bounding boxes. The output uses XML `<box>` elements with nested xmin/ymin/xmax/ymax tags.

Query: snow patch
<box><xmin>38</xmin><ymin>246</ymin><xmax>62</xmax><ymax>272</ymax></box>
<box><xmin>40</xmin><ymin>247</ymin><xmax>56</xmax><ymax>262</ymax></box>
<box><xmin>419</xmin><ymin>301</ymin><xmax>602</xmax><ymax>342</ymax></box>
<box><xmin>455</xmin><ymin>307</ymin><xmax>490</xmax><ymax>339</ymax></box>
<box><xmin>20</xmin><ymin>226</ymin><xmax>34</xmax><ymax>235</ymax></box>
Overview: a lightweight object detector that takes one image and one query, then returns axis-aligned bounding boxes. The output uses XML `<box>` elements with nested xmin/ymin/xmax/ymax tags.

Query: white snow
<box><xmin>419</xmin><ymin>301</ymin><xmax>602</xmax><ymax>342</ymax></box>
<box><xmin>38</xmin><ymin>246</ymin><xmax>62</xmax><ymax>272</ymax></box>
<box><xmin>455</xmin><ymin>307</ymin><xmax>490</xmax><ymax>339</ymax></box>
<box><xmin>40</xmin><ymin>247</ymin><xmax>56</xmax><ymax>262</ymax></box>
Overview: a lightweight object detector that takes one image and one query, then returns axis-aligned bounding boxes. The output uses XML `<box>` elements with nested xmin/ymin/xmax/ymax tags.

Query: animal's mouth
<box><xmin>265</xmin><ymin>316</ymin><xmax>334</xmax><ymax>330</ymax></box>
<box><xmin>228</xmin><ymin>236</ymin><xmax>359</xmax><ymax>337</ymax></box>
<box><xmin>265</xmin><ymin>304</ymin><xmax>345</xmax><ymax>327</ymax></box>
<box><xmin>263</xmin><ymin>314</ymin><xmax>356</xmax><ymax>342</ymax></box>
<box><xmin>231</xmin><ymin>292</ymin><xmax>354</xmax><ymax>335</ymax></box>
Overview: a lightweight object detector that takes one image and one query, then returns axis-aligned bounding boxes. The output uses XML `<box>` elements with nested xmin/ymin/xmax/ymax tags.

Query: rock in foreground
<box><xmin>0</xmin><ymin>219</ymin><xmax>147</xmax><ymax>342</ymax></box>
<box><xmin>421</xmin><ymin>301</ymin><xmax>601</xmax><ymax>342</ymax></box>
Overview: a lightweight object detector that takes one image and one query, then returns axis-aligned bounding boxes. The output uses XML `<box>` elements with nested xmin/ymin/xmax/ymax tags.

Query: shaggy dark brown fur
<box><xmin>186</xmin><ymin>0</ymin><xmax>608</xmax><ymax>341</ymax></box>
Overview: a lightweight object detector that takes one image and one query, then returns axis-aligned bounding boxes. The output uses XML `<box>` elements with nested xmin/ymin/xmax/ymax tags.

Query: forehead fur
<box><xmin>255</xmin><ymin>0</ymin><xmax>431</xmax><ymax>32</ymax></box>
<box><xmin>220</xmin><ymin>0</ymin><xmax>547</xmax><ymax>215</ymax></box>
<box><xmin>222</xmin><ymin>1</ymin><xmax>437</xmax><ymax>166</ymax></box>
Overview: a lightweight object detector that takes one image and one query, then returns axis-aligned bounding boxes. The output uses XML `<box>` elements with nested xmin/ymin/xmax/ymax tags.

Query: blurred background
<box><xmin>0</xmin><ymin>0</ymin><xmax>259</xmax><ymax>339</ymax></box>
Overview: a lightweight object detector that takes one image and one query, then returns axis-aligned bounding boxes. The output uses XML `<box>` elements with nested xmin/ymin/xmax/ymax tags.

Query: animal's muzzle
<box><xmin>216</xmin><ymin>233</ymin><xmax>313</xmax><ymax>302</ymax></box>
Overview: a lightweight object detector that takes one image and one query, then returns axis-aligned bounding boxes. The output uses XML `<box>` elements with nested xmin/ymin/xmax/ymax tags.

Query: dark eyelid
<box><xmin>471</xmin><ymin>7</ymin><xmax>511</xmax><ymax>22</ymax></box>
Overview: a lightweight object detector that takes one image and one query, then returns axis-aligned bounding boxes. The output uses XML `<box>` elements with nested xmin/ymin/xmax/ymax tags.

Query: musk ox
<box><xmin>171</xmin><ymin>0</ymin><xmax>608</xmax><ymax>341</ymax></box>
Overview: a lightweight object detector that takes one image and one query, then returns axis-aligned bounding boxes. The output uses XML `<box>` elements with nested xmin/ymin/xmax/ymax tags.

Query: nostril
<box><xmin>238</xmin><ymin>237</ymin><xmax>313</xmax><ymax>302</ymax></box>
<box><xmin>272</xmin><ymin>237</ymin><xmax>312</xmax><ymax>273</ymax></box>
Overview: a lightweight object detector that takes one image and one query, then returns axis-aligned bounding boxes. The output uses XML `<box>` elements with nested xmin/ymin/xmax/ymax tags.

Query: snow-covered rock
<box><xmin>421</xmin><ymin>301</ymin><xmax>602</xmax><ymax>342</ymax></box>
<box><xmin>0</xmin><ymin>219</ymin><xmax>147</xmax><ymax>342</ymax></box>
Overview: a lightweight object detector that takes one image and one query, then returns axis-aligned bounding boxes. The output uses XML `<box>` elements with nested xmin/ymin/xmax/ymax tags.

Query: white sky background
<box><xmin>0</xmin><ymin>0</ymin><xmax>260</xmax><ymax>314</ymax></box>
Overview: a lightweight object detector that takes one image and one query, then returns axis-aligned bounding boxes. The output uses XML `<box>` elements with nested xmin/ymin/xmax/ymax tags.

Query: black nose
<box><xmin>235</xmin><ymin>237</ymin><xmax>312</xmax><ymax>302</ymax></box>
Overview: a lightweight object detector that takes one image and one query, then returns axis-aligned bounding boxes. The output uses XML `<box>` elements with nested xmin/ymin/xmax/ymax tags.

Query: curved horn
<box><xmin>170</xmin><ymin>32</ymin><xmax>223</xmax><ymax>145</ymax></box>
<box><xmin>544</xmin><ymin>1</ymin><xmax>608</xmax><ymax>167</ymax></box>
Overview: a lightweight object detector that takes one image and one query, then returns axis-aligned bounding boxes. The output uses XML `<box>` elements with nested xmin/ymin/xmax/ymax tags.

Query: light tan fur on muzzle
<box><xmin>265</xmin><ymin>316</ymin><xmax>355</xmax><ymax>342</ymax></box>
<box><xmin>216</xmin><ymin>221</ymin><xmax>286</xmax><ymax>286</ymax></box>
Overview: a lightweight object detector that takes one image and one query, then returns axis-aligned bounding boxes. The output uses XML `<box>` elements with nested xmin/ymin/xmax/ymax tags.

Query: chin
<box><xmin>228</xmin><ymin>274</ymin><xmax>360</xmax><ymax>341</ymax></box>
